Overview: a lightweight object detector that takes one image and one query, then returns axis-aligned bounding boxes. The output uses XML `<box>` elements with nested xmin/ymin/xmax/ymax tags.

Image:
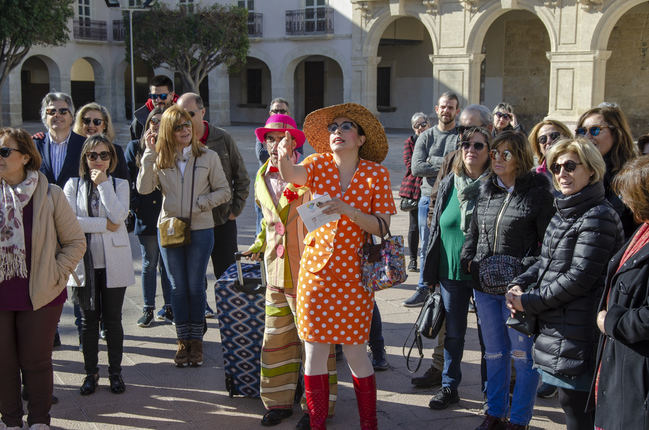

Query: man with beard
<box><xmin>405</xmin><ymin>92</ymin><xmax>460</xmax><ymax>309</ymax></box>
<box><xmin>129</xmin><ymin>75</ymin><xmax>177</xmax><ymax>140</ymax></box>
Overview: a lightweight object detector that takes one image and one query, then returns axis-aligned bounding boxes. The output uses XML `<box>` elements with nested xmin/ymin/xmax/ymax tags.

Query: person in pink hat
<box><xmin>245</xmin><ymin>114</ymin><xmax>337</xmax><ymax>428</ymax></box>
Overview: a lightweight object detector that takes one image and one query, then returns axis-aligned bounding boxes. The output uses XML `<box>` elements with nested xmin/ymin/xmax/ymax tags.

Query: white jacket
<box><xmin>64</xmin><ymin>176</ymin><xmax>135</xmax><ymax>288</ymax></box>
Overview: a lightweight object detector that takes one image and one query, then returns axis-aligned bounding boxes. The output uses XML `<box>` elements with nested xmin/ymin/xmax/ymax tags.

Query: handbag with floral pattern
<box><xmin>359</xmin><ymin>215</ymin><xmax>407</xmax><ymax>292</ymax></box>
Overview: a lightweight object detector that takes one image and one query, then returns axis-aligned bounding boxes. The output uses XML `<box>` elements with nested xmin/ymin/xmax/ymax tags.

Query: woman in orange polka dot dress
<box><xmin>278</xmin><ymin>103</ymin><xmax>396</xmax><ymax>430</ymax></box>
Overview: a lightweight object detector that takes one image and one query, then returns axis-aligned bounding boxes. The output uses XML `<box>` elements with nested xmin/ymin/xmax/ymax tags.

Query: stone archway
<box><xmin>229</xmin><ymin>56</ymin><xmax>272</xmax><ymax>125</ymax></box>
<box><xmin>603</xmin><ymin>1</ymin><xmax>649</xmax><ymax>136</ymax></box>
<box><xmin>479</xmin><ymin>10</ymin><xmax>551</xmax><ymax>131</ymax></box>
<box><xmin>291</xmin><ymin>55</ymin><xmax>344</xmax><ymax>123</ymax></box>
<box><xmin>21</xmin><ymin>55</ymin><xmax>59</xmax><ymax>121</ymax></box>
<box><xmin>123</xmin><ymin>59</ymin><xmax>154</xmax><ymax>119</ymax></box>
<box><xmin>375</xmin><ymin>16</ymin><xmax>433</xmax><ymax>129</ymax></box>
<box><xmin>70</xmin><ymin>58</ymin><xmax>95</xmax><ymax>109</ymax></box>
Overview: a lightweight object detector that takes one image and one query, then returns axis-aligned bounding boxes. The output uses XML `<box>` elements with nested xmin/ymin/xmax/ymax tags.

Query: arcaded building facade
<box><xmin>1</xmin><ymin>0</ymin><xmax>648</xmax><ymax>136</ymax></box>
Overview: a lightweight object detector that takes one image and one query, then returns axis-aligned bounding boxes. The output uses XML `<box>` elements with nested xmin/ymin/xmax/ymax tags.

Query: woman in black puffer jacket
<box><xmin>507</xmin><ymin>138</ymin><xmax>623</xmax><ymax>430</ymax></box>
<box><xmin>461</xmin><ymin>131</ymin><xmax>554</xmax><ymax>430</ymax></box>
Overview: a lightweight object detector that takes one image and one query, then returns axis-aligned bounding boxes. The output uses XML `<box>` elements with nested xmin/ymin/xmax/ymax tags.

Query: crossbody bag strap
<box><xmin>188</xmin><ymin>159</ymin><xmax>197</xmax><ymax>228</ymax></box>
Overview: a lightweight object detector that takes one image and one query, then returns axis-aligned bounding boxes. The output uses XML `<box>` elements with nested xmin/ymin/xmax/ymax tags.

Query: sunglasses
<box><xmin>413</xmin><ymin>121</ymin><xmax>428</xmax><ymax>130</ymax></box>
<box><xmin>82</xmin><ymin>117</ymin><xmax>104</xmax><ymax>126</ymax></box>
<box><xmin>0</xmin><ymin>147</ymin><xmax>23</xmax><ymax>158</ymax></box>
<box><xmin>550</xmin><ymin>160</ymin><xmax>583</xmax><ymax>175</ymax></box>
<box><xmin>489</xmin><ymin>149</ymin><xmax>513</xmax><ymax>162</ymax></box>
<box><xmin>86</xmin><ymin>151</ymin><xmax>111</xmax><ymax>161</ymax></box>
<box><xmin>575</xmin><ymin>125</ymin><xmax>612</xmax><ymax>137</ymax></box>
<box><xmin>495</xmin><ymin>112</ymin><xmax>511</xmax><ymax>120</ymax></box>
<box><xmin>149</xmin><ymin>93</ymin><xmax>169</xmax><ymax>101</ymax></box>
<box><xmin>174</xmin><ymin>121</ymin><xmax>192</xmax><ymax>132</ymax></box>
<box><xmin>327</xmin><ymin>121</ymin><xmax>357</xmax><ymax>134</ymax></box>
<box><xmin>537</xmin><ymin>131</ymin><xmax>561</xmax><ymax>146</ymax></box>
<box><xmin>45</xmin><ymin>108</ymin><xmax>70</xmax><ymax>116</ymax></box>
<box><xmin>149</xmin><ymin>117</ymin><xmax>161</xmax><ymax>125</ymax></box>
<box><xmin>460</xmin><ymin>140</ymin><xmax>486</xmax><ymax>151</ymax></box>
<box><xmin>270</xmin><ymin>109</ymin><xmax>288</xmax><ymax>115</ymax></box>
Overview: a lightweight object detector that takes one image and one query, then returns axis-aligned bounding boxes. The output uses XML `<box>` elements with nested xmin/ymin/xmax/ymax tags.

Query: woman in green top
<box><xmin>421</xmin><ymin>127</ymin><xmax>491</xmax><ymax>409</ymax></box>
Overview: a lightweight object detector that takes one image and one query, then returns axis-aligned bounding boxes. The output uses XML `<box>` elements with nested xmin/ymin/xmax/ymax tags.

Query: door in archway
<box><xmin>71</xmin><ymin>58</ymin><xmax>95</xmax><ymax>109</ymax></box>
<box><xmin>21</xmin><ymin>57</ymin><xmax>50</xmax><ymax>120</ymax></box>
<box><xmin>304</xmin><ymin>61</ymin><xmax>324</xmax><ymax>116</ymax></box>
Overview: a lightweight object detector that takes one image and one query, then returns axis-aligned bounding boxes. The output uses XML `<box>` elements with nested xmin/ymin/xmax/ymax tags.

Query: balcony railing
<box><xmin>112</xmin><ymin>20</ymin><xmax>125</xmax><ymax>42</ymax></box>
<box><xmin>248</xmin><ymin>12</ymin><xmax>263</xmax><ymax>37</ymax></box>
<box><xmin>73</xmin><ymin>19</ymin><xmax>107</xmax><ymax>41</ymax></box>
<box><xmin>285</xmin><ymin>7</ymin><xmax>334</xmax><ymax>35</ymax></box>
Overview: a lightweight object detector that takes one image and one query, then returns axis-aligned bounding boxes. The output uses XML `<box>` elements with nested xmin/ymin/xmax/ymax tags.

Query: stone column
<box><xmin>430</xmin><ymin>53</ymin><xmax>485</xmax><ymax>107</ymax></box>
<box><xmin>1</xmin><ymin>67</ymin><xmax>23</xmax><ymax>126</ymax></box>
<box><xmin>208</xmin><ymin>64</ymin><xmax>230</xmax><ymax>126</ymax></box>
<box><xmin>546</xmin><ymin>50</ymin><xmax>612</xmax><ymax>127</ymax></box>
<box><xmin>350</xmin><ymin>55</ymin><xmax>381</xmax><ymax>114</ymax></box>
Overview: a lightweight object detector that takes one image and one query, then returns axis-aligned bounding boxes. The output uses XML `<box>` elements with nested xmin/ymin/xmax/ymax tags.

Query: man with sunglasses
<box><xmin>129</xmin><ymin>75</ymin><xmax>177</xmax><ymax>140</ymax></box>
<box><xmin>177</xmin><ymin>93</ymin><xmax>250</xmax><ymax>318</ymax></box>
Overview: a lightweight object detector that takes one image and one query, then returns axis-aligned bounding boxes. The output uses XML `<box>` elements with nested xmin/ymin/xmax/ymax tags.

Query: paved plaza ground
<box><xmin>11</xmin><ymin>121</ymin><xmax>567</xmax><ymax>429</ymax></box>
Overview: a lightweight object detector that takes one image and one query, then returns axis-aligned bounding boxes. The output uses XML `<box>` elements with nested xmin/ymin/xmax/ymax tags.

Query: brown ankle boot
<box><xmin>174</xmin><ymin>340</ymin><xmax>190</xmax><ymax>367</ymax></box>
<box><xmin>189</xmin><ymin>339</ymin><xmax>203</xmax><ymax>367</ymax></box>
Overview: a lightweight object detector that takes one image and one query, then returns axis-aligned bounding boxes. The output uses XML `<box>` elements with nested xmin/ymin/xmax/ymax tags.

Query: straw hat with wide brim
<box><xmin>302</xmin><ymin>103</ymin><xmax>388</xmax><ymax>163</ymax></box>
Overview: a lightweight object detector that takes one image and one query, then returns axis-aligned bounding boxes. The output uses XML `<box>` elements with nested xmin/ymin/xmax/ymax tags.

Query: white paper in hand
<box><xmin>296</xmin><ymin>194</ymin><xmax>341</xmax><ymax>232</ymax></box>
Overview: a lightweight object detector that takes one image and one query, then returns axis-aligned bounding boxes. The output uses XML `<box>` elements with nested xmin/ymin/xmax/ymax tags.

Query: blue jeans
<box><xmin>417</xmin><ymin>195</ymin><xmax>431</xmax><ymax>291</ymax></box>
<box><xmin>160</xmin><ymin>228</ymin><xmax>214</xmax><ymax>340</ymax></box>
<box><xmin>138</xmin><ymin>234</ymin><xmax>171</xmax><ymax>309</ymax></box>
<box><xmin>474</xmin><ymin>290</ymin><xmax>538</xmax><ymax>425</ymax></box>
<box><xmin>440</xmin><ymin>279</ymin><xmax>475</xmax><ymax>390</ymax></box>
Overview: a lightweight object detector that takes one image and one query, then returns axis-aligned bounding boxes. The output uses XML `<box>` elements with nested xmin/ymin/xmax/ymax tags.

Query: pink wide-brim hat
<box><xmin>254</xmin><ymin>114</ymin><xmax>306</xmax><ymax>149</ymax></box>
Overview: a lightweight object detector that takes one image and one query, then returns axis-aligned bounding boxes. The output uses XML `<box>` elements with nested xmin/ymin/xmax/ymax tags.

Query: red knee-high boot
<box><xmin>304</xmin><ymin>374</ymin><xmax>329</xmax><ymax>430</ymax></box>
<box><xmin>353</xmin><ymin>373</ymin><xmax>378</xmax><ymax>430</ymax></box>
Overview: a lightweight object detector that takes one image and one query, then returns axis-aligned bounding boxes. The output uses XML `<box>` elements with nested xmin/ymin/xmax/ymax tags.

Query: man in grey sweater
<box><xmin>404</xmin><ymin>91</ymin><xmax>460</xmax><ymax>307</ymax></box>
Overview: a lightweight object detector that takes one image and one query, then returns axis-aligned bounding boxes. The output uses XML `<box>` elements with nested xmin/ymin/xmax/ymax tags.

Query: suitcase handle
<box><xmin>234</xmin><ymin>251</ymin><xmax>266</xmax><ymax>294</ymax></box>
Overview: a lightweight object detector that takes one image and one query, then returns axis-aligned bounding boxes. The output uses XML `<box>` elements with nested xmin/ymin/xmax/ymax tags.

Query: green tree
<box><xmin>128</xmin><ymin>3</ymin><xmax>249</xmax><ymax>93</ymax></box>
<box><xmin>0</xmin><ymin>0</ymin><xmax>74</xmax><ymax>125</ymax></box>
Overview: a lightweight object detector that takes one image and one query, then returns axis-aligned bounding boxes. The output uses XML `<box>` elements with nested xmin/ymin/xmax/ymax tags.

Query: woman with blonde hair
<box><xmin>507</xmin><ymin>138</ymin><xmax>623</xmax><ymax>430</ymax></box>
<box><xmin>137</xmin><ymin>105</ymin><xmax>230</xmax><ymax>367</ymax></box>
<box><xmin>527</xmin><ymin>119</ymin><xmax>572</xmax><ymax>181</ymax></box>
<box><xmin>72</xmin><ymin>102</ymin><xmax>128</xmax><ymax>181</ymax></box>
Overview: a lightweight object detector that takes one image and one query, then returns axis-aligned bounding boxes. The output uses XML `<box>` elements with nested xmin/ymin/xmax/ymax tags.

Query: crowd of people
<box><xmin>1</xmin><ymin>75</ymin><xmax>649</xmax><ymax>430</ymax></box>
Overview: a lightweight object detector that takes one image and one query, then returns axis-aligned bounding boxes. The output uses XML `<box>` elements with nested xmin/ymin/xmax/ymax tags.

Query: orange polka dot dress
<box><xmin>296</xmin><ymin>153</ymin><xmax>396</xmax><ymax>344</ymax></box>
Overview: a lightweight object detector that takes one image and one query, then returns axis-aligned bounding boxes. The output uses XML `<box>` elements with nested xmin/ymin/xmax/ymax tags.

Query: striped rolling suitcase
<box><xmin>214</xmin><ymin>252</ymin><xmax>266</xmax><ymax>397</ymax></box>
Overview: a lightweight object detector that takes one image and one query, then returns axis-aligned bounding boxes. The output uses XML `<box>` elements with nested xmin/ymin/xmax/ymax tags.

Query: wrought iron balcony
<box><xmin>285</xmin><ymin>7</ymin><xmax>334</xmax><ymax>35</ymax></box>
<box><xmin>248</xmin><ymin>12</ymin><xmax>263</xmax><ymax>37</ymax></box>
<box><xmin>112</xmin><ymin>20</ymin><xmax>125</xmax><ymax>42</ymax></box>
<box><xmin>73</xmin><ymin>19</ymin><xmax>107</xmax><ymax>41</ymax></box>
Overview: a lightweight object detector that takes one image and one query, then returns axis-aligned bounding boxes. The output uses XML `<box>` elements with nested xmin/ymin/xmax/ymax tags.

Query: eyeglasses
<box><xmin>575</xmin><ymin>125</ymin><xmax>612</xmax><ymax>137</ymax></box>
<box><xmin>149</xmin><ymin>117</ymin><xmax>161</xmax><ymax>125</ymax></box>
<box><xmin>537</xmin><ymin>131</ymin><xmax>561</xmax><ymax>146</ymax></box>
<box><xmin>173</xmin><ymin>121</ymin><xmax>192</xmax><ymax>132</ymax></box>
<box><xmin>413</xmin><ymin>121</ymin><xmax>428</xmax><ymax>130</ymax></box>
<box><xmin>45</xmin><ymin>108</ymin><xmax>70</xmax><ymax>116</ymax></box>
<box><xmin>82</xmin><ymin>117</ymin><xmax>104</xmax><ymax>126</ymax></box>
<box><xmin>270</xmin><ymin>109</ymin><xmax>288</xmax><ymax>115</ymax></box>
<box><xmin>550</xmin><ymin>160</ymin><xmax>583</xmax><ymax>175</ymax></box>
<box><xmin>86</xmin><ymin>151</ymin><xmax>111</xmax><ymax>161</ymax></box>
<box><xmin>149</xmin><ymin>93</ymin><xmax>169</xmax><ymax>101</ymax></box>
<box><xmin>489</xmin><ymin>149</ymin><xmax>513</xmax><ymax>162</ymax></box>
<box><xmin>460</xmin><ymin>140</ymin><xmax>486</xmax><ymax>151</ymax></box>
<box><xmin>0</xmin><ymin>147</ymin><xmax>23</xmax><ymax>158</ymax></box>
<box><xmin>495</xmin><ymin>112</ymin><xmax>511</xmax><ymax>120</ymax></box>
<box><xmin>327</xmin><ymin>121</ymin><xmax>357</xmax><ymax>134</ymax></box>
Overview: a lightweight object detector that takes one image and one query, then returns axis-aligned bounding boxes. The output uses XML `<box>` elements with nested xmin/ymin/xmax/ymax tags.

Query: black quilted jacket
<box><xmin>512</xmin><ymin>181</ymin><xmax>624</xmax><ymax>377</ymax></box>
<box><xmin>460</xmin><ymin>171</ymin><xmax>554</xmax><ymax>276</ymax></box>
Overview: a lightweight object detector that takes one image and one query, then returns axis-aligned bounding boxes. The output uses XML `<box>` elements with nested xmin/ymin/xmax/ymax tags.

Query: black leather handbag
<box><xmin>403</xmin><ymin>291</ymin><xmax>446</xmax><ymax>373</ymax></box>
<box><xmin>506</xmin><ymin>311</ymin><xmax>537</xmax><ymax>337</ymax></box>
